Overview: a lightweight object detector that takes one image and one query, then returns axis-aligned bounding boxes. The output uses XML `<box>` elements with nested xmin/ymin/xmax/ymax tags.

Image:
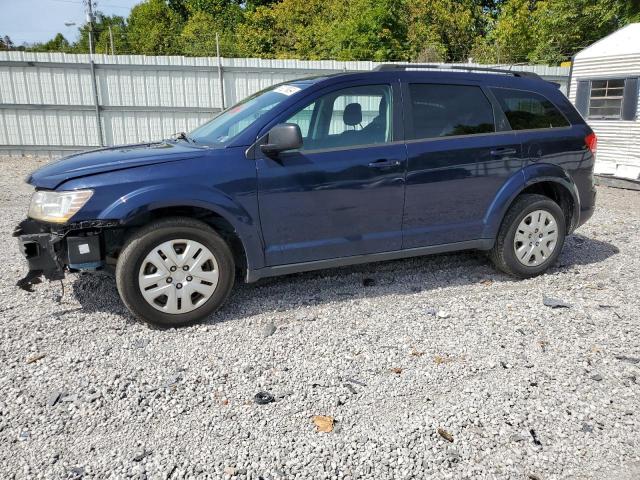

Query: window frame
<box><xmin>256</xmin><ymin>79</ymin><xmax>403</xmax><ymax>155</ymax></box>
<box><xmin>402</xmin><ymin>81</ymin><xmax>507</xmax><ymax>143</ymax></box>
<box><xmin>491</xmin><ymin>86</ymin><xmax>572</xmax><ymax>132</ymax></box>
<box><xmin>586</xmin><ymin>77</ymin><xmax>626</xmax><ymax>120</ymax></box>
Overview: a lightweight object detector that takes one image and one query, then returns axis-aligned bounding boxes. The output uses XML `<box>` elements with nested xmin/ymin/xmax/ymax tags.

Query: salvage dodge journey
<box><xmin>15</xmin><ymin>65</ymin><xmax>597</xmax><ymax>327</ymax></box>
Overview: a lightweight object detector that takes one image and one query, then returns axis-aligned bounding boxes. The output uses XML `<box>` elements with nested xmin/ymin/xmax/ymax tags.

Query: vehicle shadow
<box><xmin>69</xmin><ymin>233</ymin><xmax>619</xmax><ymax>326</ymax></box>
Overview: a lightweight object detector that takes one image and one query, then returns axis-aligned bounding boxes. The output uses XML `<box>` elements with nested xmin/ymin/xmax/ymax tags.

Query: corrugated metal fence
<box><xmin>0</xmin><ymin>52</ymin><xmax>570</xmax><ymax>156</ymax></box>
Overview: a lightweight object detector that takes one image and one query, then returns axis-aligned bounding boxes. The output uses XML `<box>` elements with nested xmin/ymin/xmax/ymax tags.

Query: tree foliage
<box><xmin>76</xmin><ymin>14</ymin><xmax>129</xmax><ymax>54</ymax></box>
<box><xmin>9</xmin><ymin>0</ymin><xmax>640</xmax><ymax>64</ymax></box>
<box><xmin>1</xmin><ymin>35</ymin><xmax>15</xmax><ymax>50</ymax></box>
<box><xmin>407</xmin><ymin>0</ymin><xmax>485</xmax><ymax>62</ymax></box>
<box><xmin>127</xmin><ymin>0</ymin><xmax>184</xmax><ymax>55</ymax></box>
<box><xmin>27</xmin><ymin>33</ymin><xmax>72</xmax><ymax>53</ymax></box>
<box><xmin>474</xmin><ymin>0</ymin><xmax>640</xmax><ymax>63</ymax></box>
<box><xmin>331</xmin><ymin>0</ymin><xmax>408</xmax><ymax>61</ymax></box>
<box><xmin>236</xmin><ymin>0</ymin><xmax>340</xmax><ymax>59</ymax></box>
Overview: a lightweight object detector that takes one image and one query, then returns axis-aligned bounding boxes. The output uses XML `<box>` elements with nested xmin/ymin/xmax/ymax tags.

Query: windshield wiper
<box><xmin>171</xmin><ymin>131</ymin><xmax>196</xmax><ymax>144</ymax></box>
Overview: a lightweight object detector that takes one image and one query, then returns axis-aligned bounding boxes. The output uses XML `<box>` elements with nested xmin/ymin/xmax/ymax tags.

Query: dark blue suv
<box><xmin>15</xmin><ymin>65</ymin><xmax>597</xmax><ymax>327</ymax></box>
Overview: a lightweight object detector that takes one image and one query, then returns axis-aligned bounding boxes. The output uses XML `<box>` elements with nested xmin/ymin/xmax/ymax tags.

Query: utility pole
<box><xmin>216</xmin><ymin>32</ymin><xmax>225</xmax><ymax>110</ymax></box>
<box><xmin>84</xmin><ymin>0</ymin><xmax>96</xmax><ymax>57</ymax></box>
<box><xmin>108</xmin><ymin>25</ymin><xmax>115</xmax><ymax>55</ymax></box>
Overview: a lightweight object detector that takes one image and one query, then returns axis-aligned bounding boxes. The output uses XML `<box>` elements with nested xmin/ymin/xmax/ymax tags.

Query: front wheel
<box><xmin>490</xmin><ymin>194</ymin><xmax>566</xmax><ymax>278</ymax></box>
<box><xmin>116</xmin><ymin>217</ymin><xmax>235</xmax><ymax>327</ymax></box>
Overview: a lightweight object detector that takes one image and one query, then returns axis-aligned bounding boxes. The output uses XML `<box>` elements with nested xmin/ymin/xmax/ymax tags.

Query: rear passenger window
<box><xmin>408</xmin><ymin>84</ymin><xmax>495</xmax><ymax>140</ymax></box>
<box><xmin>492</xmin><ymin>88</ymin><xmax>569</xmax><ymax>130</ymax></box>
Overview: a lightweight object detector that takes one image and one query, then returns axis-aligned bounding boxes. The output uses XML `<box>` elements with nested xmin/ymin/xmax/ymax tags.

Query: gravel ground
<box><xmin>1</xmin><ymin>155</ymin><xmax>639</xmax><ymax>480</ymax></box>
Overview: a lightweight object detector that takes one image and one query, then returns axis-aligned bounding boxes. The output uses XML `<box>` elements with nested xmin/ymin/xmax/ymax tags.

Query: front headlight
<box><xmin>28</xmin><ymin>189</ymin><xmax>94</xmax><ymax>224</ymax></box>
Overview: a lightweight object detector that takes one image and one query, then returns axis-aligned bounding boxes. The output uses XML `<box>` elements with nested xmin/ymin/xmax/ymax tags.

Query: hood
<box><xmin>27</xmin><ymin>141</ymin><xmax>202</xmax><ymax>189</ymax></box>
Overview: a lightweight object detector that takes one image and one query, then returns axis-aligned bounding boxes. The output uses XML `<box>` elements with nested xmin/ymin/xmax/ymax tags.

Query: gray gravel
<box><xmin>1</xmin><ymin>155</ymin><xmax>640</xmax><ymax>479</ymax></box>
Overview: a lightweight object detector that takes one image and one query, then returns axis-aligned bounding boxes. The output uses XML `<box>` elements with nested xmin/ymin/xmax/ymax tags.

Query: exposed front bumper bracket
<box><xmin>14</xmin><ymin>220</ymin><xmax>66</xmax><ymax>290</ymax></box>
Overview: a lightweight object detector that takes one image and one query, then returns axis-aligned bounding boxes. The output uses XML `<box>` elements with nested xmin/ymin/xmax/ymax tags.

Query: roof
<box><xmin>575</xmin><ymin>23</ymin><xmax>640</xmax><ymax>60</ymax></box>
<box><xmin>288</xmin><ymin>68</ymin><xmax>555</xmax><ymax>92</ymax></box>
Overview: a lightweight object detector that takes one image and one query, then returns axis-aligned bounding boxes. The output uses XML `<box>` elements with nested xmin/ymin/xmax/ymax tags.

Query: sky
<box><xmin>0</xmin><ymin>0</ymin><xmax>140</xmax><ymax>45</ymax></box>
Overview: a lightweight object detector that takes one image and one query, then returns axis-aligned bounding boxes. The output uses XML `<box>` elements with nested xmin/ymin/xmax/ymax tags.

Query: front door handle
<box><xmin>368</xmin><ymin>159</ymin><xmax>401</xmax><ymax>169</ymax></box>
<box><xmin>490</xmin><ymin>147</ymin><xmax>517</xmax><ymax>157</ymax></box>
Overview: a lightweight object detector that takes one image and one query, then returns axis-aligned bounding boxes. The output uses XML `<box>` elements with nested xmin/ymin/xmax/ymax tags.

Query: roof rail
<box><xmin>373</xmin><ymin>63</ymin><xmax>543</xmax><ymax>80</ymax></box>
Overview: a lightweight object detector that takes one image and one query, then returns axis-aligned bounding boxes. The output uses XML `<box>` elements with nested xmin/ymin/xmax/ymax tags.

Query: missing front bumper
<box><xmin>14</xmin><ymin>221</ymin><xmax>66</xmax><ymax>290</ymax></box>
<box><xmin>14</xmin><ymin>219</ymin><xmax>109</xmax><ymax>291</ymax></box>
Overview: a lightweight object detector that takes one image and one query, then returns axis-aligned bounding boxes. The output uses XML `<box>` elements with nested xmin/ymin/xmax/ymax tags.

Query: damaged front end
<box><xmin>14</xmin><ymin>218</ymin><xmax>119</xmax><ymax>292</ymax></box>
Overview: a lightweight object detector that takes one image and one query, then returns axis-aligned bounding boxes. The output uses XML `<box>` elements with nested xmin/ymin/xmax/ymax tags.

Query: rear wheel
<box><xmin>490</xmin><ymin>194</ymin><xmax>566</xmax><ymax>278</ymax></box>
<box><xmin>116</xmin><ymin>217</ymin><xmax>235</xmax><ymax>327</ymax></box>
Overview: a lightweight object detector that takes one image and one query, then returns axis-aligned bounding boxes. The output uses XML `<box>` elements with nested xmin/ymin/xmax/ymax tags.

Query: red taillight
<box><xmin>585</xmin><ymin>132</ymin><xmax>597</xmax><ymax>155</ymax></box>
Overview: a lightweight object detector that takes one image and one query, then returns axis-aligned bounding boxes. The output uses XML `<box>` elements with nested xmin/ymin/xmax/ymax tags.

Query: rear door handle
<box><xmin>490</xmin><ymin>148</ymin><xmax>517</xmax><ymax>157</ymax></box>
<box><xmin>368</xmin><ymin>159</ymin><xmax>401</xmax><ymax>169</ymax></box>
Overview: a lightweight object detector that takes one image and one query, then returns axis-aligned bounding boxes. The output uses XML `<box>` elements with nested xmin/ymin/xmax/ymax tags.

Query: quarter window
<box><xmin>492</xmin><ymin>88</ymin><xmax>569</xmax><ymax>130</ymax></box>
<box><xmin>407</xmin><ymin>84</ymin><xmax>495</xmax><ymax>140</ymax></box>
<box><xmin>588</xmin><ymin>79</ymin><xmax>625</xmax><ymax>119</ymax></box>
<box><xmin>284</xmin><ymin>85</ymin><xmax>392</xmax><ymax>151</ymax></box>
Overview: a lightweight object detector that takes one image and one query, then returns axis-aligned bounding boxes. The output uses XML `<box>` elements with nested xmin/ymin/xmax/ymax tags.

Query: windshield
<box><xmin>188</xmin><ymin>84</ymin><xmax>307</xmax><ymax>146</ymax></box>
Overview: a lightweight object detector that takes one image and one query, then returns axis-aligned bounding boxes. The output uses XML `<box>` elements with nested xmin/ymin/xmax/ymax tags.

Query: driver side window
<box><xmin>284</xmin><ymin>84</ymin><xmax>392</xmax><ymax>151</ymax></box>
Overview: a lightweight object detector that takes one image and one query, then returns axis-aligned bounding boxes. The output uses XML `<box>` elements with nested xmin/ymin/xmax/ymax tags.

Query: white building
<box><xmin>569</xmin><ymin>23</ymin><xmax>640</xmax><ymax>181</ymax></box>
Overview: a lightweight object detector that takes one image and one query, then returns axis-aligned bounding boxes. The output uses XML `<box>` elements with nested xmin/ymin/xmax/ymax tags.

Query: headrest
<box><xmin>343</xmin><ymin>103</ymin><xmax>362</xmax><ymax>126</ymax></box>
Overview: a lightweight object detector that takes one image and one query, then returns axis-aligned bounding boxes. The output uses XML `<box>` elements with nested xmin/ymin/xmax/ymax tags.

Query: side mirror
<box><xmin>261</xmin><ymin>123</ymin><xmax>303</xmax><ymax>156</ymax></box>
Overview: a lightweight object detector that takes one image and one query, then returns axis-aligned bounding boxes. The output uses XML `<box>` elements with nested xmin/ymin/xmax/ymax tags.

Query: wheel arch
<box><xmin>483</xmin><ymin>164</ymin><xmax>580</xmax><ymax>240</ymax></box>
<box><xmin>123</xmin><ymin>206</ymin><xmax>249</xmax><ymax>277</ymax></box>
<box><xmin>517</xmin><ymin>180</ymin><xmax>577</xmax><ymax>232</ymax></box>
<box><xmin>97</xmin><ymin>184</ymin><xmax>264</xmax><ymax>275</ymax></box>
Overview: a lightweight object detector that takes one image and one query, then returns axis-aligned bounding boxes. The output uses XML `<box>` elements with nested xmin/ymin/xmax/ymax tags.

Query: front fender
<box><xmin>101</xmin><ymin>183</ymin><xmax>263</xmax><ymax>271</ymax></box>
<box><xmin>482</xmin><ymin>163</ymin><xmax>580</xmax><ymax>239</ymax></box>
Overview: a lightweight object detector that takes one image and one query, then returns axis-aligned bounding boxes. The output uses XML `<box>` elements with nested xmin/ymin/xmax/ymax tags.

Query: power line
<box><xmin>49</xmin><ymin>0</ymin><xmax>130</xmax><ymax>8</ymax></box>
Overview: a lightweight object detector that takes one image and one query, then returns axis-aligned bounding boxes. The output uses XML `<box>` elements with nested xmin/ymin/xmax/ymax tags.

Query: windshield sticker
<box><xmin>274</xmin><ymin>85</ymin><xmax>301</xmax><ymax>96</ymax></box>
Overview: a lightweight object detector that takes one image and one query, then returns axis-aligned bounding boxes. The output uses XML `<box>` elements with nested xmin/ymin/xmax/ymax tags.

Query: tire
<box><xmin>489</xmin><ymin>194</ymin><xmax>566</xmax><ymax>278</ymax></box>
<box><xmin>116</xmin><ymin>217</ymin><xmax>235</xmax><ymax>327</ymax></box>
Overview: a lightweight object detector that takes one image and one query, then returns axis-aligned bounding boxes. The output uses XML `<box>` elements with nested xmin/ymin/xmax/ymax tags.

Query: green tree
<box><xmin>168</xmin><ymin>0</ymin><xmax>190</xmax><ymax>19</ymax></box>
<box><xmin>1</xmin><ymin>35</ymin><xmax>15</xmax><ymax>50</ymax></box>
<box><xmin>474</xmin><ymin>0</ymin><xmax>640</xmax><ymax>64</ymax></box>
<box><xmin>623</xmin><ymin>0</ymin><xmax>640</xmax><ymax>22</ymax></box>
<box><xmin>236</xmin><ymin>5</ymin><xmax>280</xmax><ymax>57</ymax></box>
<box><xmin>243</xmin><ymin>0</ymin><xmax>278</xmax><ymax>9</ymax></box>
<box><xmin>407</xmin><ymin>0</ymin><xmax>484</xmax><ymax>62</ymax></box>
<box><xmin>530</xmin><ymin>0</ymin><xmax>636</xmax><ymax>63</ymax></box>
<box><xmin>330</xmin><ymin>0</ymin><xmax>409</xmax><ymax>61</ymax></box>
<box><xmin>180</xmin><ymin>10</ymin><xmax>240</xmax><ymax>56</ymax></box>
<box><xmin>237</xmin><ymin>0</ymin><xmax>340</xmax><ymax>59</ymax></box>
<box><xmin>15</xmin><ymin>0</ymin><xmax>640</xmax><ymax>64</ymax></box>
<box><xmin>237</xmin><ymin>0</ymin><xmax>409</xmax><ymax>61</ymax></box>
<box><xmin>72</xmin><ymin>14</ymin><xmax>129</xmax><ymax>54</ymax></box>
<box><xmin>127</xmin><ymin>0</ymin><xmax>184</xmax><ymax>55</ymax></box>
<box><xmin>28</xmin><ymin>33</ymin><xmax>72</xmax><ymax>53</ymax></box>
<box><xmin>470</xmin><ymin>0</ymin><xmax>537</xmax><ymax>63</ymax></box>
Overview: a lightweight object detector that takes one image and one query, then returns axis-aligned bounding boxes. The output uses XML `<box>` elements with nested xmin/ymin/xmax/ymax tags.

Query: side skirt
<box><xmin>246</xmin><ymin>239</ymin><xmax>494</xmax><ymax>283</ymax></box>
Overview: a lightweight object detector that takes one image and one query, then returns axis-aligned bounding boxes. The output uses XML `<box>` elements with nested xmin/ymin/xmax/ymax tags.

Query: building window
<box><xmin>588</xmin><ymin>79</ymin><xmax>625</xmax><ymax>119</ymax></box>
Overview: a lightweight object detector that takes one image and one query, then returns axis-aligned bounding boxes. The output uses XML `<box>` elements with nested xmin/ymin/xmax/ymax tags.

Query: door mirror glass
<box><xmin>261</xmin><ymin>123</ymin><xmax>303</xmax><ymax>156</ymax></box>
